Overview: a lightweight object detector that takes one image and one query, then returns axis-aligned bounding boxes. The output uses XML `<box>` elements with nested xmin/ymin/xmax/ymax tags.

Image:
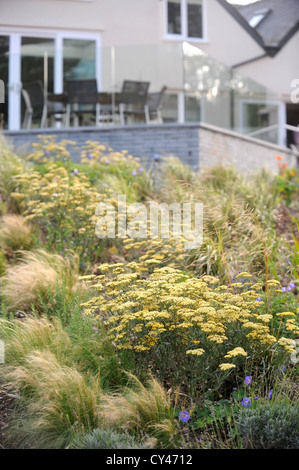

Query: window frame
<box><xmin>163</xmin><ymin>0</ymin><xmax>207</xmax><ymax>43</ymax></box>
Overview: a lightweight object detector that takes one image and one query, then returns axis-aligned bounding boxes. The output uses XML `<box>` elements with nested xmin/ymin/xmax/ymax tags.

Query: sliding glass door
<box><xmin>21</xmin><ymin>37</ymin><xmax>55</xmax><ymax>128</ymax></box>
<box><xmin>0</xmin><ymin>31</ymin><xmax>100</xmax><ymax>130</ymax></box>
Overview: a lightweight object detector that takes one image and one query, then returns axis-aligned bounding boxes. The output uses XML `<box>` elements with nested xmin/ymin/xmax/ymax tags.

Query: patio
<box><xmin>0</xmin><ymin>41</ymin><xmax>286</xmax><ymax>147</ymax></box>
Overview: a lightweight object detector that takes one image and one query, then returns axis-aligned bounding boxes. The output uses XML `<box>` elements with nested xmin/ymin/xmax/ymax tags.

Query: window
<box><xmin>2</xmin><ymin>30</ymin><xmax>100</xmax><ymax>130</ymax></box>
<box><xmin>187</xmin><ymin>0</ymin><xmax>203</xmax><ymax>38</ymax></box>
<box><xmin>248</xmin><ymin>14</ymin><xmax>264</xmax><ymax>28</ymax></box>
<box><xmin>248</xmin><ymin>9</ymin><xmax>270</xmax><ymax>28</ymax></box>
<box><xmin>166</xmin><ymin>0</ymin><xmax>204</xmax><ymax>40</ymax></box>
<box><xmin>167</xmin><ymin>0</ymin><xmax>182</xmax><ymax>35</ymax></box>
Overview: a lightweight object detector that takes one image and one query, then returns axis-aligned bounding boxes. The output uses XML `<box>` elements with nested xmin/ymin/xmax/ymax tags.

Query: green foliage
<box><xmin>236</xmin><ymin>400</ymin><xmax>299</xmax><ymax>449</ymax></box>
<box><xmin>0</xmin><ymin>249</ymin><xmax>6</xmax><ymax>277</ymax></box>
<box><xmin>191</xmin><ymin>399</ymin><xmax>238</xmax><ymax>431</ymax></box>
<box><xmin>275</xmin><ymin>167</ymin><xmax>299</xmax><ymax>207</ymax></box>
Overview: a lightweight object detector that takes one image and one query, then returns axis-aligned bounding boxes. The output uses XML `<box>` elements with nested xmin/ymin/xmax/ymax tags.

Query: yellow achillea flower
<box><xmin>186</xmin><ymin>348</ymin><xmax>205</xmax><ymax>356</ymax></box>
<box><xmin>219</xmin><ymin>363</ymin><xmax>236</xmax><ymax>370</ymax></box>
<box><xmin>81</xmin><ymin>264</ymin><xmax>299</xmax><ymax>373</ymax></box>
<box><xmin>236</xmin><ymin>272</ymin><xmax>252</xmax><ymax>279</ymax></box>
<box><xmin>277</xmin><ymin>312</ymin><xmax>296</xmax><ymax>317</ymax></box>
<box><xmin>224</xmin><ymin>347</ymin><xmax>247</xmax><ymax>358</ymax></box>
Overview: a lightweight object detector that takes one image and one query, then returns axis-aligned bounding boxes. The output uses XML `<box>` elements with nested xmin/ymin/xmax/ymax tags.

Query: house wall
<box><xmin>0</xmin><ymin>0</ymin><xmax>161</xmax><ymax>46</ymax></box>
<box><xmin>192</xmin><ymin>0</ymin><xmax>265</xmax><ymax>66</ymax></box>
<box><xmin>234</xmin><ymin>31</ymin><xmax>299</xmax><ymax>102</ymax></box>
<box><xmin>0</xmin><ymin>0</ymin><xmax>264</xmax><ymax>58</ymax></box>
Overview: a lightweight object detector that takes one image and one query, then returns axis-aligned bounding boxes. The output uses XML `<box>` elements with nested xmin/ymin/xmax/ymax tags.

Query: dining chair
<box><xmin>22</xmin><ymin>81</ymin><xmax>47</xmax><ymax>129</ymax></box>
<box><xmin>65</xmin><ymin>79</ymin><xmax>100</xmax><ymax>127</ymax></box>
<box><xmin>147</xmin><ymin>86</ymin><xmax>167</xmax><ymax>123</ymax></box>
<box><xmin>118</xmin><ymin>80</ymin><xmax>150</xmax><ymax>125</ymax></box>
<box><xmin>22</xmin><ymin>80</ymin><xmax>65</xmax><ymax>129</ymax></box>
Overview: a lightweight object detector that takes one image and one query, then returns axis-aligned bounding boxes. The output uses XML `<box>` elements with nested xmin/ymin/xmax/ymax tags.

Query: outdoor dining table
<box><xmin>47</xmin><ymin>92</ymin><xmax>120</xmax><ymax>125</ymax></box>
<box><xmin>47</xmin><ymin>92</ymin><xmax>120</xmax><ymax>105</ymax></box>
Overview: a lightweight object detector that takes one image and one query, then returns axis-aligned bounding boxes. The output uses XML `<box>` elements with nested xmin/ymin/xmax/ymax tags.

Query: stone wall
<box><xmin>198</xmin><ymin>122</ymin><xmax>296</xmax><ymax>174</ymax></box>
<box><xmin>3</xmin><ymin>122</ymin><xmax>297</xmax><ymax>173</ymax></box>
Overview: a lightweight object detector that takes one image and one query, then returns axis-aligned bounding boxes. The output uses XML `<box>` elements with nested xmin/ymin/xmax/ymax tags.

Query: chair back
<box><xmin>22</xmin><ymin>81</ymin><xmax>44</xmax><ymax>109</ymax></box>
<box><xmin>66</xmin><ymin>79</ymin><xmax>98</xmax><ymax>105</ymax></box>
<box><xmin>119</xmin><ymin>80</ymin><xmax>149</xmax><ymax>106</ymax></box>
<box><xmin>148</xmin><ymin>86</ymin><xmax>167</xmax><ymax>113</ymax></box>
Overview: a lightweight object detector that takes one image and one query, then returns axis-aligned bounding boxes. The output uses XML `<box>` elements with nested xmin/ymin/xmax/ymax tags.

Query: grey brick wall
<box><xmin>3</xmin><ymin>123</ymin><xmax>200</xmax><ymax>169</ymax></box>
<box><xmin>3</xmin><ymin>122</ymin><xmax>297</xmax><ymax>173</ymax></box>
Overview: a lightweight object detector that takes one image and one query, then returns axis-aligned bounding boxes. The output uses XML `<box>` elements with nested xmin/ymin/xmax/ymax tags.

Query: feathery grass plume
<box><xmin>0</xmin><ymin>135</ymin><xmax>25</xmax><ymax>201</ymax></box>
<box><xmin>0</xmin><ymin>214</ymin><xmax>35</xmax><ymax>252</ymax></box>
<box><xmin>187</xmin><ymin>195</ymin><xmax>278</xmax><ymax>281</ymax></box>
<box><xmin>0</xmin><ymin>316</ymin><xmax>73</xmax><ymax>367</ymax></box>
<box><xmin>6</xmin><ymin>350</ymin><xmax>101</xmax><ymax>448</ymax></box>
<box><xmin>157</xmin><ymin>156</ymin><xmax>195</xmax><ymax>202</ymax></box>
<box><xmin>2</xmin><ymin>249</ymin><xmax>80</xmax><ymax>312</ymax></box>
<box><xmin>100</xmin><ymin>373</ymin><xmax>180</xmax><ymax>449</ymax></box>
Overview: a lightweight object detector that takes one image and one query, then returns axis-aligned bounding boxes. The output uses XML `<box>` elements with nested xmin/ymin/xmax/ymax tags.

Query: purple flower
<box><xmin>132</xmin><ymin>171</ymin><xmax>137</xmax><ymax>176</ymax></box>
<box><xmin>179</xmin><ymin>410</ymin><xmax>190</xmax><ymax>423</ymax></box>
<box><xmin>256</xmin><ymin>296</ymin><xmax>262</xmax><ymax>301</ymax></box>
<box><xmin>88</xmin><ymin>154</ymin><xmax>93</xmax><ymax>159</ymax></box>
<box><xmin>280</xmin><ymin>366</ymin><xmax>287</xmax><ymax>373</ymax></box>
<box><xmin>254</xmin><ymin>396</ymin><xmax>259</xmax><ymax>400</ymax></box>
<box><xmin>287</xmin><ymin>286</ymin><xmax>292</xmax><ymax>291</ymax></box>
<box><xmin>281</xmin><ymin>287</ymin><xmax>287</xmax><ymax>293</ymax></box>
<box><xmin>244</xmin><ymin>376</ymin><xmax>253</xmax><ymax>385</ymax></box>
<box><xmin>289</xmin><ymin>282</ymin><xmax>296</xmax><ymax>289</ymax></box>
<box><xmin>268</xmin><ymin>389</ymin><xmax>273</xmax><ymax>399</ymax></box>
<box><xmin>232</xmin><ymin>388</ymin><xmax>236</xmax><ymax>391</ymax></box>
<box><xmin>45</xmin><ymin>150</ymin><xmax>49</xmax><ymax>154</ymax></box>
<box><xmin>74</xmin><ymin>168</ymin><xmax>79</xmax><ymax>175</ymax></box>
<box><xmin>139</xmin><ymin>167</ymin><xmax>143</xmax><ymax>173</ymax></box>
<box><xmin>242</xmin><ymin>398</ymin><xmax>252</xmax><ymax>408</ymax></box>
<box><xmin>105</xmin><ymin>160</ymin><xmax>109</xmax><ymax>165</ymax></box>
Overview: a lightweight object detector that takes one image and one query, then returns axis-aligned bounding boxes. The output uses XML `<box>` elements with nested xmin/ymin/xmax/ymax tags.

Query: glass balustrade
<box><xmin>0</xmin><ymin>40</ymin><xmax>282</xmax><ymax>145</ymax></box>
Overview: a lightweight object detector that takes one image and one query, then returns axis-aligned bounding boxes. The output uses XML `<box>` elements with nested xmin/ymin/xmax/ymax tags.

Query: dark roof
<box><xmin>217</xmin><ymin>0</ymin><xmax>299</xmax><ymax>57</ymax></box>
